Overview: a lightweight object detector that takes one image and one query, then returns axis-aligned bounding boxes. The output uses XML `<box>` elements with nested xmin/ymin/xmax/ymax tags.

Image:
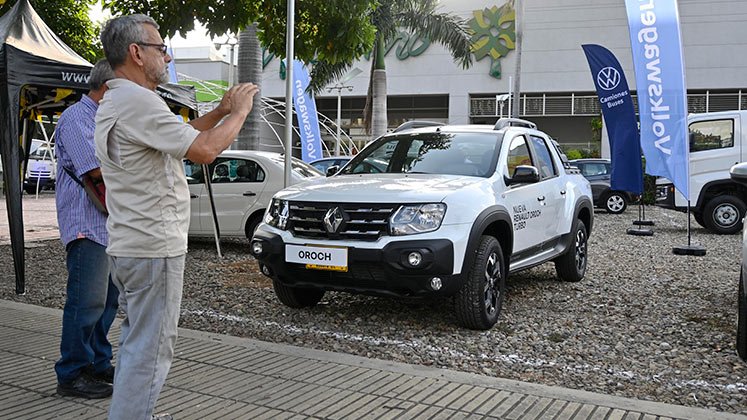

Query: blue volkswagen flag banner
<box><xmin>292</xmin><ymin>60</ymin><xmax>323</xmax><ymax>162</ymax></box>
<box><xmin>625</xmin><ymin>0</ymin><xmax>689</xmax><ymax>199</ymax></box>
<box><xmin>581</xmin><ymin>44</ymin><xmax>643</xmax><ymax>194</ymax></box>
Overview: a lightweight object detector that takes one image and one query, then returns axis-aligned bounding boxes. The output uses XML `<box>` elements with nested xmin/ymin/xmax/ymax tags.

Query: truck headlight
<box><xmin>390</xmin><ymin>203</ymin><xmax>446</xmax><ymax>236</ymax></box>
<box><xmin>265</xmin><ymin>199</ymin><xmax>289</xmax><ymax>230</ymax></box>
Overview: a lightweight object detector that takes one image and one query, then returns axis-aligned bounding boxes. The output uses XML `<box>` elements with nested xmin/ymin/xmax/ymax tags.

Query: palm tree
<box><xmin>236</xmin><ymin>24</ymin><xmax>262</xmax><ymax>150</ymax></box>
<box><xmin>310</xmin><ymin>0</ymin><xmax>473</xmax><ymax>138</ymax></box>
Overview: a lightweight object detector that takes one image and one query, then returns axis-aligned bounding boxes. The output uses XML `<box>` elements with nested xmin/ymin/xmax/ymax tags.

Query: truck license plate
<box><xmin>286</xmin><ymin>244</ymin><xmax>348</xmax><ymax>272</ymax></box>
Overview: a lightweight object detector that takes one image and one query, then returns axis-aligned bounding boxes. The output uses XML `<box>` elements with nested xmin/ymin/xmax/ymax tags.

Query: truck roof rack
<box><xmin>393</xmin><ymin>120</ymin><xmax>445</xmax><ymax>133</ymax></box>
<box><xmin>493</xmin><ymin>118</ymin><xmax>537</xmax><ymax>130</ymax></box>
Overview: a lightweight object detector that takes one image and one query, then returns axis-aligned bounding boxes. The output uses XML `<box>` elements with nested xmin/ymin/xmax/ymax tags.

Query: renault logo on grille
<box><xmin>323</xmin><ymin>207</ymin><xmax>344</xmax><ymax>233</ymax></box>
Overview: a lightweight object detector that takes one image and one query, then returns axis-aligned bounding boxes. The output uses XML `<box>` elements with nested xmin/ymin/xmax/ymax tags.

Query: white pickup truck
<box><xmin>656</xmin><ymin>110</ymin><xmax>747</xmax><ymax>234</ymax></box>
<box><xmin>251</xmin><ymin>119</ymin><xmax>594</xmax><ymax>330</ymax></box>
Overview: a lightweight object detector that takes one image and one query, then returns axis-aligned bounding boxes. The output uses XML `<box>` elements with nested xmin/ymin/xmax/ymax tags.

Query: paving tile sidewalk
<box><xmin>1</xmin><ymin>300</ymin><xmax>745</xmax><ymax>420</ymax></box>
<box><xmin>0</xmin><ymin>193</ymin><xmax>59</xmax><ymax>246</ymax></box>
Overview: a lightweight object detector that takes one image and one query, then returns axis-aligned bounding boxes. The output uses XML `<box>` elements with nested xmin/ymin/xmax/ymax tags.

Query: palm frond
<box><xmin>372</xmin><ymin>0</ymin><xmax>398</xmax><ymax>44</ymax></box>
<box><xmin>395</xmin><ymin>2</ymin><xmax>473</xmax><ymax>69</ymax></box>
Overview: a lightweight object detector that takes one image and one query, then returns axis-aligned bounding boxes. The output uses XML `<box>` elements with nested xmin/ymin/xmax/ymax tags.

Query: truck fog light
<box><xmin>407</xmin><ymin>251</ymin><xmax>423</xmax><ymax>267</ymax></box>
<box><xmin>260</xmin><ymin>263</ymin><xmax>272</xmax><ymax>277</ymax></box>
<box><xmin>430</xmin><ymin>277</ymin><xmax>442</xmax><ymax>290</ymax></box>
<box><xmin>251</xmin><ymin>241</ymin><xmax>264</xmax><ymax>255</ymax></box>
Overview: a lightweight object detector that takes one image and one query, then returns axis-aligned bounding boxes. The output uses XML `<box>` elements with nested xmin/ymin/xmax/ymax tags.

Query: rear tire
<box><xmin>554</xmin><ymin>218</ymin><xmax>588</xmax><ymax>282</ymax></box>
<box><xmin>455</xmin><ymin>235</ymin><xmax>505</xmax><ymax>330</ymax></box>
<box><xmin>272</xmin><ymin>279</ymin><xmax>325</xmax><ymax>308</ymax></box>
<box><xmin>604</xmin><ymin>192</ymin><xmax>627</xmax><ymax>214</ymax></box>
<box><xmin>738</xmin><ymin>270</ymin><xmax>747</xmax><ymax>361</ymax></box>
<box><xmin>693</xmin><ymin>212</ymin><xmax>706</xmax><ymax>228</ymax></box>
<box><xmin>703</xmin><ymin>195</ymin><xmax>745</xmax><ymax>235</ymax></box>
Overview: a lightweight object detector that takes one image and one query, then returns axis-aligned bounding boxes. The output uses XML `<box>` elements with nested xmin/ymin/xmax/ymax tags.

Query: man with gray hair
<box><xmin>96</xmin><ymin>14</ymin><xmax>258</xmax><ymax>419</ymax></box>
<box><xmin>55</xmin><ymin>59</ymin><xmax>119</xmax><ymax>399</ymax></box>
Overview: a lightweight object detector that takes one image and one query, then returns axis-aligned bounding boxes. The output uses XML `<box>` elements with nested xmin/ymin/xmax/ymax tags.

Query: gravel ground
<box><xmin>2</xmin><ymin>205</ymin><xmax>746</xmax><ymax>415</ymax></box>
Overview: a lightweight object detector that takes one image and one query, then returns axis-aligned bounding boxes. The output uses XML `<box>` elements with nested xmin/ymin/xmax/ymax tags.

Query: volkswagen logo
<box><xmin>596</xmin><ymin>67</ymin><xmax>621</xmax><ymax>91</ymax></box>
<box><xmin>323</xmin><ymin>207</ymin><xmax>344</xmax><ymax>233</ymax></box>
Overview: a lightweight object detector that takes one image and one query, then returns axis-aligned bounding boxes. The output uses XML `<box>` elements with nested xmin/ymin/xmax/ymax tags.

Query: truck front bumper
<box><xmin>251</xmin><ymin>230</ymin><xmax>464</xmax><ymax>298</ymax></box>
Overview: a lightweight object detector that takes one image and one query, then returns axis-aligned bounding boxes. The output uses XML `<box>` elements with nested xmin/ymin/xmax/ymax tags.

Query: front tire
<box><xmin>272</xmin><ymin>279</ymin><xmax>325</xmax><ymax>308</ymax></box>
<box><xmin>738</xmin><ymin>270</ymin><xmax>747</xmax><ymax>361</ymax></box>
<box><xmin>455</xmin><ymin>235</ymin><xmax>505</xmax><ymax>330</ymax></box>
<box><xmin>604</xmin><ymin>192</ymin><xmax>627</xmax><ymax>214</ymax></box>
<box><xmin>244</xmin><ymin>214</ymin><xmax>262</xmax><ymax>240</ymax></box>
<box><xmin>703</xmin><ymin>195</ymin><xmax>745</xmax><ymax>235</ymax></box>
<box><xmin>554</xmin><ymin>218</ymin><xmax>588</xmax><ymax>282</ymax></box>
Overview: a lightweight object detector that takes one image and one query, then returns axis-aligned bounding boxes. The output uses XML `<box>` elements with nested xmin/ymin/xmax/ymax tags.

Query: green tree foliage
<box><xmin>102</xmin><ymin>0</ymin><xmax>376</xmax><ymax>65</ymax></box>
<box><xmin>308</xmin><ymin>0</ymin><xmax>473</xmax><ymax>136</ymax></box>
<box><xmin>0</xmin><ymin>0</ymin><xmax>101</xmax><ymax>62</ymax></box>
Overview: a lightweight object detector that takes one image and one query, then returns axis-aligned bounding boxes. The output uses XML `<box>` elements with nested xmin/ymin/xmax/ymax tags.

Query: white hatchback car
<box><xmin>184</xmin><ymin>150</ymin><xmax>322</xmax><ymax>239</ymax></box>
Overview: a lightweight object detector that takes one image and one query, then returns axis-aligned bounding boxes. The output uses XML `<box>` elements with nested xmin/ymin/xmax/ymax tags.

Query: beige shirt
<box><xmin>94</xmin><ymin>78</ymin><xmax>199</xmax><ymax>258</ymax></box>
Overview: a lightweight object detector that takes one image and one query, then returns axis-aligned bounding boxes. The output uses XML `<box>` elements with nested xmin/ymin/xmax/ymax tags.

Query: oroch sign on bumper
<box><xmin>285</xmin><ymin>244</ymin><xmax>348</xmax><ymax>272</ymax></box>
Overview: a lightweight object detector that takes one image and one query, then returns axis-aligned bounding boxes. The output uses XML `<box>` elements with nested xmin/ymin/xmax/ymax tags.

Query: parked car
<box><xmin>309</xmin><ymin>156</ymin><xmax>352</xmax><ymax>174</ymax></box>
<box><xmin>570</xmin><ymin>158</ymin><xmax>634</xmax><ymax>214</ymax></box>
<box><xmin>729</xmin><ymin>162</ymin><xmax>747</xmax><ymax>361</ymax></box>
<box><xmin>184</xmin><ymin>150</ymin><xmax>322</xmax><ymax>239</ymax></box>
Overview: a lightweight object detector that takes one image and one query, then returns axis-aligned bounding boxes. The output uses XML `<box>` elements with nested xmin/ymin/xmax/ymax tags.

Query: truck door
<box><xmin>501</xmin><ymin>134</ymin><xmax>555</xmax><ymax>253</ymax></box>
<box><xmin>527</xmin><ymin>135</ymin><xmax>566</xmax><ymax>238</ymax></box>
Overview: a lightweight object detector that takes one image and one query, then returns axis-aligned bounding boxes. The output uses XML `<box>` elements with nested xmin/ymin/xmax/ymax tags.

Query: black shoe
<box><xmin>85</xmin><ymin>365</ymin><xmax>115</xmax><ymax>383</ymax></box>
<box><xmin>57</xmin><ymin>375</ymin><xmax>113</xmax><ymax>399</ymax></box>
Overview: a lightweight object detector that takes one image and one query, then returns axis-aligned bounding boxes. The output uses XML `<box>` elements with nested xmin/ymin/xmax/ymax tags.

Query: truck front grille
<box><xmin>288</xmin><ymin>201</ymin><xmax>397</xmax><ymax>241</ymax></box>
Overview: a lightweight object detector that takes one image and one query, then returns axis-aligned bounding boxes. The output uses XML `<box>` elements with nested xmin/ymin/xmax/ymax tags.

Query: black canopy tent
<box><xmin>1</xmin><ymin>0</ymin><xmax>200</xmax><ymax>294</ymax></box>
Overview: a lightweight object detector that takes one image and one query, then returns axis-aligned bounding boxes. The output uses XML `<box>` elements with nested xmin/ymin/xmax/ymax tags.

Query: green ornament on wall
<box><xmin>468</xmin><ymin>3</ymin><xmax>516</xmax><ymax>79</ymax></box>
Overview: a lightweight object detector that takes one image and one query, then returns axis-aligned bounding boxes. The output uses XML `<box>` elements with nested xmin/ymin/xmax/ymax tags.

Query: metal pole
<box><xmin>228</xmin><ymin>44</ymin><xmax>235</xmax><ymax>88</ymax></box>
<box><xmin>335</xmin><ymin>89</ymin><xmax>342</xmax><ymax>156</ymax></box>
<box><xmin>283</xmin><ymin>0</ymin><xmax>295</xmax><ymax>188</ymax></box>
<box><xmin>507</xmin><ymin>76</ymin><xmax>513</xmax><ymax>119</ymax></box>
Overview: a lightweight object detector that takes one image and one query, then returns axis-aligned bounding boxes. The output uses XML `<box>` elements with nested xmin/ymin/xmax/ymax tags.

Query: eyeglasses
<box><xmin>137</xmin><ymin>42</ymin><xmax>168</xmax><ymax>55</ymax></box>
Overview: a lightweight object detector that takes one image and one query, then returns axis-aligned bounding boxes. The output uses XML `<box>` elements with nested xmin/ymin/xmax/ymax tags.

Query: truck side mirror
<box><xmin>505</xmin><ymin>165</ymin><xmax>540</xmax><ymax>186</ymax></box>
<box><xmin>730</xmin><ymin>162</ymin><xmax>747</xmax><ymax>187</ymax></box>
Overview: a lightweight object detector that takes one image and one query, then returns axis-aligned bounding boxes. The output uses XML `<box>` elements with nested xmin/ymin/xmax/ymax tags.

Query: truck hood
<box><xmin>277</xmin><ymin>174</ymin><xmax>485</xmax><ymax>202</ymax></box>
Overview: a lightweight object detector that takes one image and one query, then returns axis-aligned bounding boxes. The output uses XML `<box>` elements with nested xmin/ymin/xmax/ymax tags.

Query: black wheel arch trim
<box><xmin>697</xmin><ymin>179</ymin><xmax>747</xmax><ymax>209</ymax></box>
<box><xmin>574</xmin><ymin>196</ymin><xmax>594</xmax><ymax>236</ymax></box>
<box><xmin>460</xmin><ymin>206</ymin><xmax>513</xmax><ymax>280</ymax></box>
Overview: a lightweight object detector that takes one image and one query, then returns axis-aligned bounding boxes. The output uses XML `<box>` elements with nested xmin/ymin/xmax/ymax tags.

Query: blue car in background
<box><xmin>570</xmin><ymin>158</ymin><xmax>635</xmax><ymax>214</ymax></box>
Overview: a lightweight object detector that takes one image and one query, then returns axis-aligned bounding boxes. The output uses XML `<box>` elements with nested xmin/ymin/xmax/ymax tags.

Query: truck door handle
<box><xmin>243</xmin><ymin>191</ymin><xmax>257</xmax><ymax>197</ymax></box>
<box><xmin>560</xmin><ymin>190</ymin><xmax>566</xmax><ymax>195</ymax></box>
<box><xmin>190</xmin><ymin>194</ymin><xmax>198</xmax><ymax>199</ymax></box>
<box><xmin>537</xmin><ymin>195</ymin><xmax>545</xmax><ymax>202</ymax></box>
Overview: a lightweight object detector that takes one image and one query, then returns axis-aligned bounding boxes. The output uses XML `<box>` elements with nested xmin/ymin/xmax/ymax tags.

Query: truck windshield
<box><xmin>340</xmin><ymin>132</ymin><xmax>501</xmax><ymax>177</ymax></box>
<box><xmin>29</xmin><ymin>141</ymin><xmax>54</xmax><ymax>161</ymax></box>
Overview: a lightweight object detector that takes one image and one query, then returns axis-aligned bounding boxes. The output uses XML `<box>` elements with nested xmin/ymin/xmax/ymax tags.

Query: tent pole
<box><xmin>203</xmin><ymin>164</ymin><xmax>222</xmax><ymax>258</ymax></box>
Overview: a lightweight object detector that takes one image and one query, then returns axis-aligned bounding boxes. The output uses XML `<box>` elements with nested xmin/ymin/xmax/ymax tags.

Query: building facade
<box><xmin>176</xmin><ymin>0</ymin><xmax>747</xmax><ymax>154</ymax></box>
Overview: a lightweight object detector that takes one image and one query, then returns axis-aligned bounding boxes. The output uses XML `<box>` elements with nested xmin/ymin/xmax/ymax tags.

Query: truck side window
<box><xmin>506</xmin><ymin>135</ymin><xmax>532</xmax><ymax>176</ymax></box>
<box><xmin>529</xmin><ymin>136</ymin><xmax>557</xmax><ymax>179</ymax></box>
<box><xmin>689</xmin><ymin>119</ymin><xmax>734</xmax><ymax>152</ymax></box>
